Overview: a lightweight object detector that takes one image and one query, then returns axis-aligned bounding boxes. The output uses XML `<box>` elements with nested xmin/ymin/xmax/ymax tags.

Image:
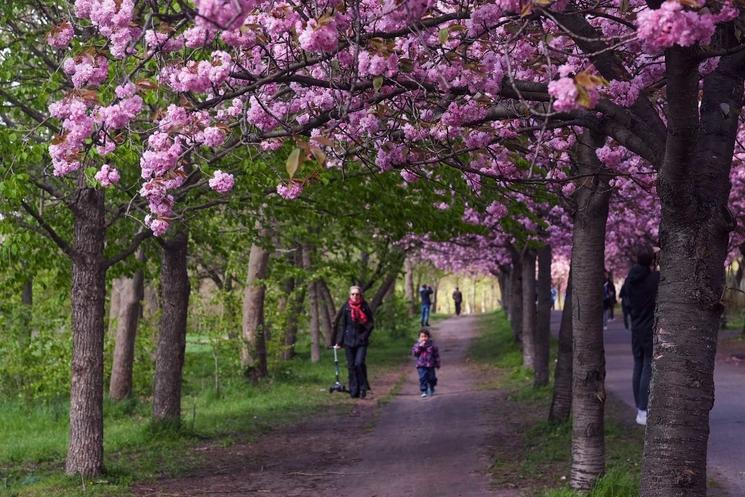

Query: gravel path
<box><xmin>135</xmin><ymin>315</ymin><xmax>519</xmax><ymax>497</ymax></box>
<box><xmin>329</xmin><ymin>315</ymin><xmax>518</xmax><ymax>497</ymax></box>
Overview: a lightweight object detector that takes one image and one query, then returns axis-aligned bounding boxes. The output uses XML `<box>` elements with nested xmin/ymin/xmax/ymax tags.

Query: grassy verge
<box><xmin>0</xmin><ymin>324</ymin><xmax>417</xmax><ymax>497</ymax></box>
<box><xmin>468</xmin><ymin>311</ymin><xmax>643</xmax><ymax>497</ymax></box>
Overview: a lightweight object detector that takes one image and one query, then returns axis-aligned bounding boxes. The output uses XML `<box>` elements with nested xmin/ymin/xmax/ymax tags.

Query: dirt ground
<box><xmin>133</xmin><ymin>316</ymin><xmax>521</xmax><ymax>497</ymax></box>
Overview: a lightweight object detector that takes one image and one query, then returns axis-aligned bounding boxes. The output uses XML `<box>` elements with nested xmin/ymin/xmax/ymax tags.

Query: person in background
<box><xmin>411</xmin><ymin>328</ymin><xmax>441</xmax><ymax>397</ymax></box>
<box><xmin>550</xmin><ymin>287</ymin><xmax>558</xmax><ymax>310</ymax></box>
<box><xmin>452</xmin><ymin>287</ymin><xmax>463</xmax><ymax>316</ymax></box>
<box><xmin>334</xmin><ymin>286</ymin><xmax>374</xmax><ymax>399</ymax></box>
<box><xmin>622</xmin><ymin>246</ymin><xmax>660</xmax><ymax>426</ymax></box>
<box><xmin>602</xmin><ymin>271</ymin><xmax>616</xmax><ymax>330</ymax></box>
<box><xmin>419</xmin><ymin>284</ymin><xmax>433</xmax><ymax>326</ymax></box>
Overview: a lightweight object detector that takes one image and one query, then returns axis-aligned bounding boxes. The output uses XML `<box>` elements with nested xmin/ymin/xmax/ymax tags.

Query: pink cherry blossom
<box><xmin>208</xmin><ymin>170</ymin><xmax>235</xmax><ymax>193</ymax></box>
<box><xmin>47</xmin><ymin>21</ymin><xmax>74</xmax><ymax>49</ymax></box>
<box><xmin>94</xmin><ymin>164</ymin><xmax>120</xmax><ymax>187</ymax></box>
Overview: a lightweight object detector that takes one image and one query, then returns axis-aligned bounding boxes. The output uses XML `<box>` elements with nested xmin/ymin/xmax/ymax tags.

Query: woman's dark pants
<box><xmin>346</xmin><ymin>346</ymin><xmax>369</xmax><ymax>397</ymax></box>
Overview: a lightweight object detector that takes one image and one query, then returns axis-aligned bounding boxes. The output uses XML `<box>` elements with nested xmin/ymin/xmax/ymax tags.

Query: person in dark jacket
<box><xmin>334</xmin><ymin>285</ymin><xmax>374</xmax><ymax>399</ymax></box>
<box><xmin>411</xmin><ymin>328</ymin><xmax>440</xmax><ymax>397</ymax></box>
<box><xmin>452</xmin><ymin>287</ymin><xmax>463</xmax><ymax>316</ymax></box>
<box><xmin>622</xmin><ymin>246</ymin><xmax>660</xmax><ymax>426</ymax></box>
<box><xmin>419</xmin><ymin>284</ymin><xmax>434</xmax><ymax>326</ymax></box>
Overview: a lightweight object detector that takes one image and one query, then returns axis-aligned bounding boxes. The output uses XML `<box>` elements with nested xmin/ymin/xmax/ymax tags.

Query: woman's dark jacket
<box><xmin>335</xmin><ymin>301</ymin><xmax>374</xmax><ymax>348</ymax></box>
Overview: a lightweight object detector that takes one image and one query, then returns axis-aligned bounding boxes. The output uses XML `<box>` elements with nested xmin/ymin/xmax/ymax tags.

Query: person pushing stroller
<box><xmin>411</xmin><ymin>328</ymin><xmax>440</xmax><ymax>398</ymax></box>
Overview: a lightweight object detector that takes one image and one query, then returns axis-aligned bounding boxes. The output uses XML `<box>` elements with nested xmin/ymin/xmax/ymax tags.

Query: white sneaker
<box><xmin>421</xmin><ymin>392</ymin><xmax>428</xmax><ymax>398</ymax></box>
<box><xmin>636</xmin><ymin>409</ymin><xmax>647</xmax><ymax>426</ymax></box>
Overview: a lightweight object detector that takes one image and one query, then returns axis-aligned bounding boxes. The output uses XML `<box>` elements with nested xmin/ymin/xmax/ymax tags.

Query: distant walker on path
<box><xmin>334</xmin><ymin>286</ymin><xmax>374</xmax><ymax>399</ymax></box>
<box><xmin>621</xmin><ymin>246</ymin><xmax>660</xmax><ymax>426</ymax></box>
<box><xmin>419</xmin><ymin>284</ymin><xmax>434</xmax><ymax>326</ymax></box>
<box><xmin>452</xmin><ymin>287</ymin><xmax>463</xmax><ymax>316</ymax></box>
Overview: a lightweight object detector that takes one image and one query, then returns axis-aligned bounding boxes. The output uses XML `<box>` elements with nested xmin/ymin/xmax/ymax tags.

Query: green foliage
<box><xmin>471</xmin><ymin>312</ymin><xmax>642</xmax><ymax>497</ymax></box>
<box><xmin>0</xmin><ymin>315</ymin><xmax>414</xmax><ymax>497</ymax></box>
<box><xmin>0</xmin><ymin>294</ymin><xmax>71</xmax><ymax>402</ymax></box>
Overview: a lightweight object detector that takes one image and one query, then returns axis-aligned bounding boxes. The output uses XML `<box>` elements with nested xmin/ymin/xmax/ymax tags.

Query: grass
<box><xmin>0</xmin><ymin>323</ymin><xmax>418</xmax><ymax>497</ymax></box>
<box><xmin>468</xmin><ymin>311</ymin><xmax>643</xmax><ymax>497</ymax></box>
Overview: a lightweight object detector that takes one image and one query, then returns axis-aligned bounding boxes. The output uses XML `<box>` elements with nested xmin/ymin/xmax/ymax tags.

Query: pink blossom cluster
<box><xmin>48</xmin><ymin>97</ymin><xmax>95</xmax><ymax>176</ymax></box>
<box><xmin>160</xmin><ymin>51</ymin><xmax>233</xmax><ymax>93</ymax></box>
<box><xmin>62</xmin><ymin>53</ymin><xmax>109</xmax><ymax>88</ymax></box>
<box><xmin>74</xmin><ymin>0</ymin><xmax>139</xmax><ymax>57</ymax></box>
<box><xmin>97</xmin><ymin>83</ymin><xmax>143</xmax><ymax>130</ymax></box>
<box><xmin>94</xmin><ymin>164</ymin><xmax>120</xmax><ymax>187</ymax></box>
<box><xmin>277</xmin><ymin>181</ymin><xmax>303</xmax><ymax>199</ymax></box>
<box><xmin>47</xmin><ymin>21</ymin><xmax>74</xmax><ymax>49</ymax></box>
<box><xmin>635</xmin><ymin>1</ymin><xmax>726</xmax><ymax>54</ymax></box>
<box><xmin>208</xmin><ymin>170</ymin><xmax>235</xmax><ymax>193</ymax></box>
<box><xmin>195</xmin><ymin>0</ymin><xmax>257</xmax><ymax>30</ymax></box>
<box><xmin>298</xmin><ymin>18</ymin><xmax>339</xmax><ymax>53</ymax></box>
<box><xmin>468</xmin><ymin>2</ymin><xmax>521</xmax><ymax>37</ymax></box>
<box><xmin>548</xmin><ymin>77</ymin><xmax>580</xmax><ymax>112</ymax></box>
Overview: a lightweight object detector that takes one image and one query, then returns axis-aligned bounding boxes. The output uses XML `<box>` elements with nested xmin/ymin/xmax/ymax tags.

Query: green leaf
<box><xmin>286</xmin><ymin>148</ymin><xmax>301</xmax><ymax>179</ymax></box>
<box><xmin>373</xmin><ymin>76</ymin><xmax>384</xmax><ymax>92</ymax></box>
<box><xmin>439</xmin><ymin>28</ymin><xmax>449</xmax><ymax>45</ymax></box>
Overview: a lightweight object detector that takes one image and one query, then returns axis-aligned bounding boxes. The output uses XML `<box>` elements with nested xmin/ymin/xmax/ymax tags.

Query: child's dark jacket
<box><xmin>411</xmin><ymin>340</ymin><xmax>441</xmax><ymax>368</ymax></box>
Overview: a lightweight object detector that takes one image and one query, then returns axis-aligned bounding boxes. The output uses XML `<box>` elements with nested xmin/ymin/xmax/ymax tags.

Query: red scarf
<box><xmin>348</xmin><ymin>299</ymin><xmax>369</xmax><ymax>325</ymax></box>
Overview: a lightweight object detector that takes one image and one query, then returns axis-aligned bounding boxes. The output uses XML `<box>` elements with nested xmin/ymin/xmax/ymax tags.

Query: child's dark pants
<box><xmin>417</xmin><ymin>367</ymin><xmax>437</xmax><ymax>393</ymax></box>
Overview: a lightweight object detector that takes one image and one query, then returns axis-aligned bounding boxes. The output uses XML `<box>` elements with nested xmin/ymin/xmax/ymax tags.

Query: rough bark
<box><xmin>509</xmin><ymin>251</ymin><xmax>523</xmax><ymax>343</ymax></box>
<box><xmin>153</xmin><ymin>229</ymin><xmax>190</xmax><ymax>424</ymax></box>
<box><xmin>369</xmin><ymin>258</ymin><xmax>403</xmax><ymax>313</ymax></box>
<box><xmin>404</xmin><ymin>257</ymin><xmax>417</xmax><ymax>315</ymax></box>
<box><xmin>640</xmin><ymin>46</ymin><xmax>744</xmax><ymax>497</ymax></box>
<box><xmin>318</xmin><ymin>279</ymin><xmax>334</xmax><ymax>346</ymax></box>
<box><xmin>65</xmin><ymin>187</ymin><xmax>106</xmax><ymax>477</ymax></box>
<box><xmin>22</xmin><ymin>277</ymin><xmax>33</xmax><ymax>306</ymax></box>
<box><xmin>302</xmin><ymin>244</ymin><xmax>321</xmax><ymax>363</ymax></box>
<box><xmin>569</xmin><ymin>130</ymin><xmax>610</xmax><ymax>490</ymax></box>
<box><xmin>432</xmin><ymin>279</ymin><xmax>439</xmax><ymax>313</ymax></box>
<box><xmin>549</xmin><ymin>270</ymin><xmax>573</xmax><ymax>424</ymax></box>
<box><xmin>521</xmin><ymin>250</ymin><xmax>537</xmax><ymax>370</ymax></box>
<box><xmin>241</xmin><ymin>230</ymin><xmax>271</xmax><ymax>381</ymax></box>
<box><xmin>497</xmin><ymin>268</ymin><xmax>510</xmax><ymax>315</ymax></box>
<box><xmin>534</xmin><ymin>244</ymin><xmax>552</xmax><ymax>387</ymax></box>
<box><xmin>109</xmin><ymin>251</ymin><xmax>145</xmax><ymax>401</ymax></box>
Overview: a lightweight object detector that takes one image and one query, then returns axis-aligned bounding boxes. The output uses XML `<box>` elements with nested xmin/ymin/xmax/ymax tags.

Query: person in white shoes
<box><xmin>621</xmin><ymin>246</ymin><xmax>660</xmax><ymax>426</ymax></box>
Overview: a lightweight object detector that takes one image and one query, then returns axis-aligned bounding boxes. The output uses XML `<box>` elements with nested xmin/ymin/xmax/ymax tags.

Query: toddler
<box><xmin>411</xmin><ymin>328</ymin><xmax>440</xmax><ymax>397</ymax></box>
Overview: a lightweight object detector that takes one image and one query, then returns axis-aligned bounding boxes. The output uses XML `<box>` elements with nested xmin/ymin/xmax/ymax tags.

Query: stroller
<box><xmin>328</xmin><ymin>346</ymin><xmax>348</xmax><ymax>394</ymax></box>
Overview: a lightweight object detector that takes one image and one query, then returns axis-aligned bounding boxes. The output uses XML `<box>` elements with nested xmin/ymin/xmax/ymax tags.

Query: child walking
<box><xmin>411</xmin><ymin>328</ymin><xmax>440</xmax><ymax>397</ymax></box>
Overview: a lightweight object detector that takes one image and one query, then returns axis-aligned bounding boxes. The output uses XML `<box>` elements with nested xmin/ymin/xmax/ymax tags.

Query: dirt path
<box><xmin>134</xmin><ymin>315</ymin><xmax>518</xmax><ymax>497</ymax></box>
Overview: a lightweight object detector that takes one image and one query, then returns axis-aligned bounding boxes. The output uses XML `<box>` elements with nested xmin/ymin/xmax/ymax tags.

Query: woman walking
<box><xmin>334</xmin><ymin>286</ymin><xmax>374</xmax><ymax>398</ymax></box>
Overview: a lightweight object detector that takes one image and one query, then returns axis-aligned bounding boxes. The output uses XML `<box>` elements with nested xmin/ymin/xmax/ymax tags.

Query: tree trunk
<box><xmin>521</xmin><ymin>250</ymin><xmax>537</xmax><ymax>370</ymax></box>
<box><xmin>65</xmin><ymin>187</ymin><xmax>106</xmax><ymax>477</ymax></box>
<box><xmin>549</xmin><ymin>270</ymin><xmax>573</xmax><ymax>424</ymax></box>
<box><xmin>370</xmin><ymin>258</ymin><xmax>403</xmax><ymax>313</ymax></box>
<box><xmin>22</xmin><ymin>277</ymin><xmax>33</xmax><ymax>306</ymax></box>
<box><xmin>569</xmin><ymin>130</ymin><xmax>611</xmax><ymax>490</ymax></box>
<box><xmin>432</xmin><ymin>278</ymin><xmax>439</xmax><ymax>313</ymax></box>
<box><xmin>509</xmin><ymin>252</ymin><xmax>523</xmax><ymax>343</ymax></box>
<box><xmin>109</xmin><ymin>250</ymin><xmax>145</xmax><ymax>401</ymax></box>
<box><xmin>497</xmin><ymin>268</ymin><xmax>510</xmax><ymax>315</ymax></box>
<box><xmin>241</xmin><ymin>230</ymin><xmax>271</xmax><ymax>381</ymax></box>
<box><xmin>153</xmin><ymin>228</ymin><xmax>190</xmax><ymax>424</ymax></box>
<box><xmin>302</xmin><ymin>244</ymin><xmax>321</xmax><ymax>363</ymax></box>
<box><xmin>404</xmin><ymin>257</ymin><xmax>417</xmax><ymax>315</ymax></box>
<box><xmin>534</xmin><ymin>244</ymin><xmax>552</xmax><ymax>387</ymax></box>
<box><xmin>318</xmin><ymin>278</ymin><xmax>338</xmax><ymax>346</ymax></box>
<box><xmin>640</xmin><ymin>46</ymin><xmax>743</xmax><ymax>497</ymax></box>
